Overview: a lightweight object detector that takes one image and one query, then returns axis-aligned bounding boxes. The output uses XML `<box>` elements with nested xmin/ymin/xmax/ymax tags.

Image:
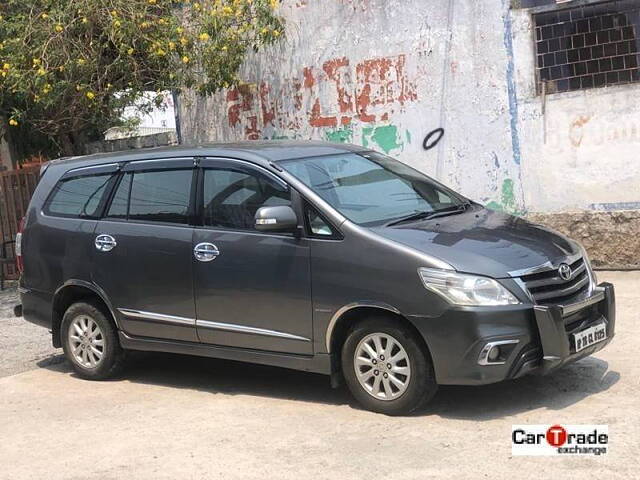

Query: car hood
<box><xmin>369</xmin><ymin>206</ymin><xmax>579</xmax><ymax>278</ymax></box>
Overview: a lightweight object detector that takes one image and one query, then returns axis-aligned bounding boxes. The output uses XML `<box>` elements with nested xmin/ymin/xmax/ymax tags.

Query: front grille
<box><xmin>520</xmin><ymin>257</ymin><xmax>590</xmax><ymax>306</ymax></box>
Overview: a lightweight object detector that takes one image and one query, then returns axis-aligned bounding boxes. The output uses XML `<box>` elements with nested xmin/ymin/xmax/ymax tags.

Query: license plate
<box><xmin>573</xmin><ymin>323</ymin><xmax>607</xmax><ymax>353</ymax></box>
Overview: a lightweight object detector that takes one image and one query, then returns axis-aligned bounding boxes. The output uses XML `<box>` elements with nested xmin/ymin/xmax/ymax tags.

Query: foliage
<box><xmin>0</xmin><ymin>0</ymin><xmax>283</xmax><ymax>156</ymax></box>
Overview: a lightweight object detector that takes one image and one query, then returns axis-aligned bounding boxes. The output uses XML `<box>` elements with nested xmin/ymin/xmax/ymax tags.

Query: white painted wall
<box><xmin>177</xmin><ymin>0</ymin><xmax>640</xmax><ymax>214</ymax></box>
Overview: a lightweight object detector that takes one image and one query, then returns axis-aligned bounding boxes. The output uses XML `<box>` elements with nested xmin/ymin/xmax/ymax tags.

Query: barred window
<box><xmin>534</xmin><ymin>0</ymin><xmax>640</xmax><ymax>93</ymax></box>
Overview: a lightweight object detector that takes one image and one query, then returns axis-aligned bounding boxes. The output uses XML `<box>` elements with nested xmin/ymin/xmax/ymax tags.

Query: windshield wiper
<box><xmin>385</xmin><ymin>202</ymin><xmax>472</xmax><ymax>227</ymax></box>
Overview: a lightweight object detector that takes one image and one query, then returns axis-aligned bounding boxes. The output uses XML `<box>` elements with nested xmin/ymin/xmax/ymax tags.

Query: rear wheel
<box><xmin>341</xmin><ymin>317</ymin><xmax>437</xmax><ymax>415</ymax></box>
<box><xmin>61</xmin><ymin>301</ymin><xmax>126</xmax><ymax>380</ymax></box>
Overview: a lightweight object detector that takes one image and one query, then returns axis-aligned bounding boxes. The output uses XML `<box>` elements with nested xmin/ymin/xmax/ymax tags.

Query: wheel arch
<box><xmin>51</xmin><ymin>280</ymin><xmax>118</xmax><ymax>348</ymax></box>
<box><xmin>326</xmin><ymin>303</ymin><xmax>434</xmax><ymax>377</ymax></box>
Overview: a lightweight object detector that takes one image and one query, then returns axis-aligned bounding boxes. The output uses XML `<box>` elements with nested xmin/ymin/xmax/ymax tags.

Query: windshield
<box><xmin>280</xmin><ymin>152</ymin><xmax>465</xmax><ymax>226</ymax></box>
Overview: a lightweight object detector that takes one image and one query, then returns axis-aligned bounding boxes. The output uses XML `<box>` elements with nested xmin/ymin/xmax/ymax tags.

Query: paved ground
<box><xmin>0</xmin><ymin>272</ymin><xmax>638</xmax><ymax>479</ymax></box>
<box><xmin>0</xmin><ymin>283</ymin><xmax>61</xmax><ymax>378</ymax></box>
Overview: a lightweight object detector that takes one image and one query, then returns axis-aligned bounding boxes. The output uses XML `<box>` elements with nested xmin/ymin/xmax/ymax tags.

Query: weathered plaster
<box><xmin>178</xmin><ymin>0</ymin><xmax>639</xmax><ymax>216</ymax></box>
<box><xmin>178</xmin><ymin>0</ymin><xmax>524</xmax><ymax>213</ymax></box>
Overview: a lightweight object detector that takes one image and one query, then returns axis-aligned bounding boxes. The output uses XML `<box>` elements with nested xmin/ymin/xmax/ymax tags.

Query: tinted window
<box><xmin>281</xmin><ymin>152</ymin><xmax>462</xmax><ymax>226</ymax></box>
<box><xmin>306</xmin><ymin>204</ymin><xmax>335</xmax><ymax>237</ymax></box>
<box><xmin>127</xmin><ymin>169</ymin><xmax>192</xmax><ymax>224</ymax></box>
<box><xmin>45</xmin><ymin>174</ymin><xmax>112</xmax><ymax>218</ymax></box>
<box><xmin>203</xmin><ymin>168</ymin><xmax>291</xmax><ymax>230</ymax></box>
<box><xmin>106</xmin><ymin>173</ymin><xmax>132</xmax><ymax>219</ymax></box>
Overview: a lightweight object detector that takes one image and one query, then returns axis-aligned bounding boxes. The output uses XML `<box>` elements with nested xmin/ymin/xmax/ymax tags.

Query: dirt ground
<box><xmin>0</xmin><ymin>271</ymin><xmax>638</xmax><ymax>479</ymax></box>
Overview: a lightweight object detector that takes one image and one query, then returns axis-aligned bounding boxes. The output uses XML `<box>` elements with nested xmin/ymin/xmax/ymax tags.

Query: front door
<box><xmin>193</xmin><ymin>159</ymin><xmax>313</xmax><ymax>354</ymax></box>
<box><xmin>92</xmin><ymin>158</ymin><xmax>197</xmax><ymax>342</ymax></box>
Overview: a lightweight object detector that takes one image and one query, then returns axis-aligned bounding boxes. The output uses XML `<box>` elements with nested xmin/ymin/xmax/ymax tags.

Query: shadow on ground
<box><xmin>40</xmin><ymin>351</ymin><xmax>619</xmax><ymax>419</ymax></box>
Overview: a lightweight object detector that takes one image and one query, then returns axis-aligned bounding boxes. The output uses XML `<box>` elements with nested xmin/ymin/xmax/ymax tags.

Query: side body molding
<box><xmin>325</xmin><ymin>301</ymin><xmax>402</xmax><ymax>353</ymax></box>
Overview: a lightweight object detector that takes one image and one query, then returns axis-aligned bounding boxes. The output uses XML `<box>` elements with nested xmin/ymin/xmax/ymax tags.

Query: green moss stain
<box><xmin>325</xmin><ymin>126</ymin><xmax>353</xmax><ymax>144</ymax></box>
<box><xmin>486</xmin><ymin>178</ymin><xmax>525</xmax><ymax>216</ymax></box>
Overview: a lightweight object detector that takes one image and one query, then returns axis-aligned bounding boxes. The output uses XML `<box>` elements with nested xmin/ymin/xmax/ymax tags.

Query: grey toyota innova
<box><xmin>17</xmin><ymin>141</ymin><xmax>615</xmax><ymax>415</ymax></box>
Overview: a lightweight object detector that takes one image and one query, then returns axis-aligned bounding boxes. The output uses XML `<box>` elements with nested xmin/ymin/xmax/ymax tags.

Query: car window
<box><xmin>106</xmin><ymin>173</ymin><xmax>132</xmax><ymax>219</ymax></box>
<box><xmin>281</xmin><ymin>152</ymin><xmax>463</xmax><ymax>226</ymax></box>
<box><xmin>306</xmin><ymin>204</ymin><xmax>336</xmax><ymax>237</ymax></box>
<box><xmin>125</xmin><ymin>169</ymin><xmax>192</xmax><ymax>224</ymax></box>
<box><xmin>202</xmin><ymin>168</ymin><xmax>291</xmax><ymax>231</ymax></box>
<box><xmin>44</xmin><ymin>174</ymin><xmax>113</xmax><ymax>218</ymax></box>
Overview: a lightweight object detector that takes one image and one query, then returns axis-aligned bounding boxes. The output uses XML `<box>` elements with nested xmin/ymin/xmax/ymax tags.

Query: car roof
<box><xmin>48</xmin><ymin>140</ymin><xmax>370</xmax><ymax>171</ymax></box>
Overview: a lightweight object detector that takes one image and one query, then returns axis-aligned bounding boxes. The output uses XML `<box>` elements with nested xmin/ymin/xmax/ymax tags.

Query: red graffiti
<box><xmin>227</xmin><ymin>85</ymin><xmax>254</xmax><ymax>128</ymax></box>
<box><xmin>225</xmin><ymin>54</ymin><xmax>418</xmax><ymax>139</ymax></box>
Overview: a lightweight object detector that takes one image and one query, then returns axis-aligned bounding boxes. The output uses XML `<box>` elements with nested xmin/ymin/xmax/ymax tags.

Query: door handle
<box><xmin>95</xmin><ymin>234</ymin><xmax>117</xmax><ymax>252</ymax></box>
<box><xmin>194</xmin><ymin>242</ymin><xmax>220</xmax><ymax>262</ymax></box>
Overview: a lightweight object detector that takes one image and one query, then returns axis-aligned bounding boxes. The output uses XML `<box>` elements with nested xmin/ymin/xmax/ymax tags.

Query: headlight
<box><xmin>418</xmin><ymin>268</ymin><xmax>521</xmax><ymax>306</ymax></box>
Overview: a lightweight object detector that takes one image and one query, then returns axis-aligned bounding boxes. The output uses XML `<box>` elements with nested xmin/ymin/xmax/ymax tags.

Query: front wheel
<box><xmin>341</xmin><ymin>317</ymin><xmax>437</xmax><ymax>415</ymax></box>
<box><xmin>61</xmin><ymin>301</ymin><xmax>126</xmax><ymax>380</ymax></box>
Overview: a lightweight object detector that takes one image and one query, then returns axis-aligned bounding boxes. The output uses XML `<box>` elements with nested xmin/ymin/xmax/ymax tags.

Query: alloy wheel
<box><xmin>353</xmin><ymin>333</ymin><xmax>411</xmax><ymax>401</ymax></box>
<box><xmin>68</xmin><ymin>314</ymin><xmax>105</xmax><ymax>368</ymax></box>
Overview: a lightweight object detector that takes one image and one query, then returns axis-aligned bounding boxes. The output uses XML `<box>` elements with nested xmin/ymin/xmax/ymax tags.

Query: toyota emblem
<box><xmin>558</xmin><ymin>263</ymin><xmax>572</xmax><ymax>281</ymax></box>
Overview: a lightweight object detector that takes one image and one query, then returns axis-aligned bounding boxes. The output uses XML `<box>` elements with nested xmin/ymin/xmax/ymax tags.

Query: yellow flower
<box><xmin>111</xmin><ymin>10</ymin><xmax>118</xmax><ymax>17</ymax></box>
<box><xmin>82</xmin><ymin>17</ymin><xmax>88</xmax><ymax>24</ymax></box>
<box><xmin>55</xmin><ymin>24</ymin><xmax>64</xmax><ymax>32</ymax></box>
<box><xmin>261</xmin><ymin>27</ymin><xmax>268</xmax><ymax>34</ymax></box>
<box><xmin>1</xmin><ymin>72</ymin><xmax>6</xmax><ymax>78</ymax></box>
<box><xmin>37</xmin><ymin>68</ymin><xmax>46</xmax><ymax>76</ymax></box>
<box><xmin>140</xmin><ymin>21</ymin><xmax>150</xmax><ymax>28</ymax></box>
<box><xmin>199</xmin><ymin>32</ymin><xmax>210</xmax><ymax>42</ymax></box>
<box><xmin>182</xmin><ymin>55</ymin><xmax>190</xmax><ymax>64</ymax></box>
<box><xmin>86</xmin><ymin>91</ymin><xmax>95</xmax><ymax>100</ymax></box>
<box><xmin>270</xmin><ymin>0</ymin><xmax>278</xmax><ymax>9</ymax></box>
<box><xmin>2</xmin><ymin>63</ymin><xmax>10</xmax><ymax>70</ymax></box>
<box><xmin>128</xmin><ymin>48</ymin><xmax>134</xmax><ymax>55</ymax></box>
<box><xmin>76</xmin><ymin>85</ymin><xmax>83</xmax><ymax>91</ymax></box>
<box><xmin>180</xmin><ymin>37</ymin><xmax>188</xmax><ymax>46</ymax></box>
<box><xmin>222</xmin><ymin>6</ymin><xmax>233</xmax><ymax>14</ymax></box>
<box><xmin>176</xmin><ymin>26</ymin><xmax>184</xmax><ymax>34</ymax></box>
<box><xmin>33</xmin><ymin>58</ymin><xmax>41</xmax><ymax>65</ymax></box>
<box><xmin>43</xmin><ymin>84</ymin><xmax>52</xmax><ymax>94</ymax></box>
<box><xmin>113</xmin><ymin>20</ymin><xmax>121</xmax><ymax>28</ymax></box>
<box><xmin>8</xmin><ymin>119</ymin><xmax>18</xmax><ymax>127</ymax></box>
<box><xmin>148</xmin><ymin>0</ymin><xmax>157</xmax><ymax>4</ymax></box>
<box><xmin>221</xmin><ymin>45</ymin><xmax>227</xmax><ymax>51</ymax></box>
<box><xmin>156</xmin><ymin>49</ymin><xmax>166</xmax><ymax>56</ymax></box>
<box><xmin>58</xmin><ymin>66</ymin><xmax>65</xmax><ymax>72</ymax></box>
<box><xmin>77</xmin><ymin>58</ymin><xmax>86</xmax><ymax>65</ymax></box>
<box><xmin>168</xmin><ymin>41</ymin><xmax>176</xmax><ymax>50</ymax></box>
<box><xmin>41</xmin><ymin>13</ymin><xmax>49</xmax><ymax>19</ymax></box>
<box><xmin>107</xmin><ymin>83</ymin><xmax>113</xmax><ymax>89</ymax></box>
<box><xmin>273</xmin><ymin>29</ymin><xmax>280</xmax><ymax>37</ymax></box>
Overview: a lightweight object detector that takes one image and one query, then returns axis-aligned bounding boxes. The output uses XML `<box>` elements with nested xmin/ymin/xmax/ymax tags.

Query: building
<box><xmin>176</xmin><ymin>0</ymin><xmax>640</xmax><ymax>268</ymax></box>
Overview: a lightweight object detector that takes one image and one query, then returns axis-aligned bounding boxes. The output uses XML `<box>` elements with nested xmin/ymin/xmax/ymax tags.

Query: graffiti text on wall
<box><xmin>224</xmin><ymin>54</ymin><xmax>418</xmax><ymax>140</ymax></box>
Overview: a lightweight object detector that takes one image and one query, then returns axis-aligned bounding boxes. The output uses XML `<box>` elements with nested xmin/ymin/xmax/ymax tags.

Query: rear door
<box><xmin>193</xmin><ymin>158</ymin><xmax>313</xmax><ymax>354</ymax></box>
<box><xmin>92</xmin><ymin>158</ymin><xmax>198</xmax><ymax>342</ymax></box>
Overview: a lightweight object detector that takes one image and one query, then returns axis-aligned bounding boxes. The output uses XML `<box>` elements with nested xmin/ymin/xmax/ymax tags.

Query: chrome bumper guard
<box><xmin>532</xmin><ymin>282</ymin><xmax>615</xmax><ymax>375</ymax></box>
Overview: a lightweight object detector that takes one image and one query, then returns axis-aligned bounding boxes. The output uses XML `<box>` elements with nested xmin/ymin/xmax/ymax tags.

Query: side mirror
<box><xmin>254</xmin><ymin>206</ymin><xmax>298</xmax><ymax>232</ymax></box>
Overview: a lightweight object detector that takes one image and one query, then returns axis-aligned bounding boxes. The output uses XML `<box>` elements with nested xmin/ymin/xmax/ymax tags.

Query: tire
<box><xmin>341</xmin><ymin>316</ymin><xmax>437</xmax><ymax>415</ymax></box>
<box><xmin>61</xmin><ymin>301</ymin><xmax>126</xmax><ymax>380</ymax></box>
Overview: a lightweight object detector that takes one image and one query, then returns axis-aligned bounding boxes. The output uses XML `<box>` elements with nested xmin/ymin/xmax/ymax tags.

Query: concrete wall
<box><xmin>510</xmin><ymin>6</ymin><xmax>640</xmax><ymax>213</ymax></box>
<box><xmin>176</xmin><ymin>0</ymin><xmax>640</xmax><ymax>265</ymax></box>
<box><xmin>84</xmin><ymin>131</ymin><xmax>178</xmax><ymax>155</ymax></box>
<box><xmin>178</xmin><ymin>0</ymin><xmax>525</xmax><ymax>213</ymax></box>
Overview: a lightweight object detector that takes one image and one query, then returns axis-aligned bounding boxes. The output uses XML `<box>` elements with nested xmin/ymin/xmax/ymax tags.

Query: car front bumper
<box><xmin>411</xmin><ymin>282</ymin><xmax>615</xmax><ymax>386</ymax></box>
